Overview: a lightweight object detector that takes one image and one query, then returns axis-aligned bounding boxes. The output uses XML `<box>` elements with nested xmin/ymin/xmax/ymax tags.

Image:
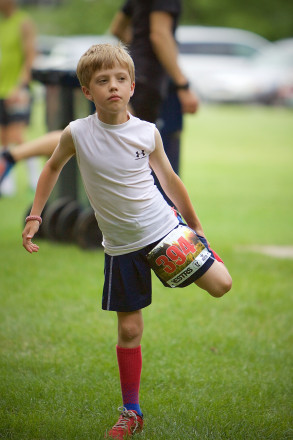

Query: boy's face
<box><xmin>82</xmin><ymin>63</ymin><xmax>135</xmax><ymax>122</ymax></box>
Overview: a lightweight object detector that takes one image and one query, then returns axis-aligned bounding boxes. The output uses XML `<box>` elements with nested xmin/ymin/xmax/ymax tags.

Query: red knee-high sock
<box><xmin>116</xmin><ymin>345</ymin><xmax>142</xmax><ymax>415</ymax></box>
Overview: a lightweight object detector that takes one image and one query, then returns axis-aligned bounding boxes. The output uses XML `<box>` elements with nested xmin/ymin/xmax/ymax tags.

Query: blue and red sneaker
<box><xmin>105</xmin><ymin>407</ymin><xmax>144</xmax><ymax>439</ymax></box>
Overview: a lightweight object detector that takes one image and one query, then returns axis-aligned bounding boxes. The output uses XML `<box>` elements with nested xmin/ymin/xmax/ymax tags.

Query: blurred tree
<box><xmin>181</xmin><ymin>0</ymin><xmax>293</xmax><ymax>40</ymax></box>
<box><xmin>25</xmin><ymin>0</ymin><xmax>292</xmax><ymax>41</ymax></box>
<box><xmin>25</xmin><ymin>0</ymin><xmax>118</xmax><ymax>35</ymax></box>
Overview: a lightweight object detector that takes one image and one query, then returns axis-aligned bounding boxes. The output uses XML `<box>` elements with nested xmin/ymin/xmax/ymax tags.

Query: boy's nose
<box><xmin>109</xmin><ymin>79</ymin><xmax>118</xmax><ymax>90</ymax></box>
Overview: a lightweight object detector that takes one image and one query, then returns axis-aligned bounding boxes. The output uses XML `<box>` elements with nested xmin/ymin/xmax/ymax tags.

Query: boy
<box><xmin>22</xmin><ymin>43</ymin><xmax>232</xmax><ymax>439</ymax></box>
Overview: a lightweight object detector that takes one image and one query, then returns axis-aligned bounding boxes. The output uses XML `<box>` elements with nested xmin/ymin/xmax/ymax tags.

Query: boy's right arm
<box><xmin>22</xmin><ymin>126</ymin><xmax>75</xmax><ymax>253</ymax></box>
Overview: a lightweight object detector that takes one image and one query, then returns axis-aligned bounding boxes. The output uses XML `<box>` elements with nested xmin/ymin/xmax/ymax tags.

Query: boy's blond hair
<box><xmin>76</xmin><ymin>43</ymin><xmax>135</xmax><ymax>89</ymax></box>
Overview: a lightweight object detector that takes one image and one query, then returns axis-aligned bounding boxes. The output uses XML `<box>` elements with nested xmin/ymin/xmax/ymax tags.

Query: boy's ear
<box><xmin>82</xmin><ymin>86</ymin><xmax>93</xmax><ymax>102</ymax></box>
<box><xmin>130</xmin><ymin>81</ymin><xmax>135</xmax><ymax>97</ymax></box>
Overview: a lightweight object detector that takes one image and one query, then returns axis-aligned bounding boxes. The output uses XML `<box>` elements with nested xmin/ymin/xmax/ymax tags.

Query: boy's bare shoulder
<box><xmin>61</xmin><ymin>125</ymin><xmax>73</xmax><ymax>139</ymax></box>
<box><xmin>59</xmin><ymin>125</ymin><xmax>75</xmax><ymax>152</ymax></box>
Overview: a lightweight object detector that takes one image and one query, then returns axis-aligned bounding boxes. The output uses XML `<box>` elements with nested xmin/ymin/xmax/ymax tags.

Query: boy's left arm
<box><xmin>149</xmin><ymin>128</ymin><xmax>205</xmax><ymax>237</ymax></box>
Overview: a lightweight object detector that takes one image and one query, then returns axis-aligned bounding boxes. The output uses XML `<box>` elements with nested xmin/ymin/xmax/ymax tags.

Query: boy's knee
<box><xmin>119</xmin><ymin>321</ymin><xmax>143</xmax><ymax>343</ymax></box>
<box><xmin>195</xmin><ymin>262</ymin><xmax>232</xmax><ymax>298</ymax></box>
<box><xmin>208</xmin><ymin>274</ymin><xmax>232</xmax><ymax>298</ymax></box>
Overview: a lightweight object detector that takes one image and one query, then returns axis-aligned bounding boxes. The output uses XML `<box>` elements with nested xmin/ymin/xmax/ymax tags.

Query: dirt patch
<box><xmin>240</xmin><ymin>245</ymin><xmax>293</xmax><ymax>259</ymax></box>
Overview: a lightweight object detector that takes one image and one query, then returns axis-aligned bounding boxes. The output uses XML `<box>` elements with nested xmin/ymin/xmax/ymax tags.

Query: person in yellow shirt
<box><xmin>0</xmin><ymin>0</ymin><xmax>38</xmax><ymax>195</ymax></box>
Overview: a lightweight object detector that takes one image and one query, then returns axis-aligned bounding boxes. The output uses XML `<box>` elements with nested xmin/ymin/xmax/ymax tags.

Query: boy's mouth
<box><xmin>108</xmin><ymin>95</ymin><xmax>121</xmax><ymax>101</ymax></box>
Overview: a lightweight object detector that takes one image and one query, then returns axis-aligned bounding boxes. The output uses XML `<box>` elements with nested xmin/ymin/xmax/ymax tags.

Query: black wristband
<box><xmin>175</xmin><ymin>82</ymin><xmax>190</xmax><ymax>90</ymax></box>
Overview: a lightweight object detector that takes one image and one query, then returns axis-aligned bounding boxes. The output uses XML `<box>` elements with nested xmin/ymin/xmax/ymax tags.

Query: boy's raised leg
<box><xmin>195</xmin><ymin>260</ymin><xmax>232</xmax><ymax>298</ymax></box>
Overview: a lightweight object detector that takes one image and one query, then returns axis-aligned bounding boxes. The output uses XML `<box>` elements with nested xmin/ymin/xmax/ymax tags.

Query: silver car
<box><xmin>194</xmin><ymin>38</ymin><xmax>293</xmax><ymax>105</ymax></box>
<box><xmin>176</xmin><ymin>25</ymin><xmax>271</xmax><ymax>98</ymax></box>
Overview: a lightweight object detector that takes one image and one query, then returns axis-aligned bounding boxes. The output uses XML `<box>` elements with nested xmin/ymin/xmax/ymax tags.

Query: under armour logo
<box><xmin>135</xmin><ymin>150</ymin><xmax>146</xmax><ymax>160</ymax></box>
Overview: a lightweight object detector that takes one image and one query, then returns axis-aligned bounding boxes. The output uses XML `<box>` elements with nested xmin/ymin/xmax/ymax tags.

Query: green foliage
<box><xmin>0</xmin><ymin>103</ymin><xmax>292</xmax><ymax>439</ymax></box>
<box><xmin>182</xmin><ymin>0</ymin><xmax>293</xmax><ymax>40</ymax></box>
<box><xmin>26</xmin><ymin>0</ymin><xmax>119</xmax><ymax>36</ymax></box>
<box><xmin>24</xmin><ymin>0</ymin><xmax>293</xmax><ymax>41</ymax></box>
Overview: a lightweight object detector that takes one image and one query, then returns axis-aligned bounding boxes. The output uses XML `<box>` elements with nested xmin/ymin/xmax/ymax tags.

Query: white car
<box><xmin>34</xmin><ymin>34</ymin><xmax>118</xmax><ymax>72</ymax></box>
<box><xmin>176</xmin><ymin>25</ymin><xmax>271</xmax><ymax>98</ymax></box>
<box><xmin>194</xmin><ymin>38</ymin><xmax>293</xmax><ymax>104</ymax></box>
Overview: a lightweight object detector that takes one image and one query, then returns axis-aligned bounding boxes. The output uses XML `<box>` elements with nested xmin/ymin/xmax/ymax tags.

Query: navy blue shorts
<box><xmin>102</xmin><ymin>227</ymin><xmax>216</xmax><ymax>312</ymax></box>
<box><xmin>102</xmin><ymin>241</ymin><xmax>158</xmax><ymax>312</ymax></box>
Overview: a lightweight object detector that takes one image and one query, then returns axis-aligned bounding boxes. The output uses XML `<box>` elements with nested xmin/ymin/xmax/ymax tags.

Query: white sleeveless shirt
<box><xmin>70</xmin><ymin>113</ymin><xmax>178</xmax><ymax>255</ymax></box>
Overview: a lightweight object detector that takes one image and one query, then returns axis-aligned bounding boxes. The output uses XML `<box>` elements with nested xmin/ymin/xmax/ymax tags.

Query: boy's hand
<box><xmin>194</xmin><ymin>228</ymin><xmax>205</xmax><ymax>238</ymax></box>
<box><xmin>22</xmin><ymin>221</ymin><xmax>40</xmax><ymax>253</ymax></box>
<box><xmin>187</xmin><ymin>223</ymin><xmax>205</xmax><ymax>239</ymax></box>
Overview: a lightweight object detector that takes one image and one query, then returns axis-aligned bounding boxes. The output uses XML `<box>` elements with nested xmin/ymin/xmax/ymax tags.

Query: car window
<box><xmin>178</xmin><ymin>42</ymin><xmax>258</xmax><ymax>57</ymax></box>
<box><xmin>233</xmin><ymin>45</ymin><xmax>259</xmax><ymax>57</ymax></box>
<box><xmin>249</xmin><ymin>41</ymin><xmax>293</xmax><ymax>67</ymax></box>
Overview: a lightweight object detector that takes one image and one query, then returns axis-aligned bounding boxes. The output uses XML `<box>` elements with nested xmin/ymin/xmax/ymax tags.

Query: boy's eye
<box><xmin>96</xmin><ymin>78</ymin><xmax>107</xmax><ymax>84</ymax></box>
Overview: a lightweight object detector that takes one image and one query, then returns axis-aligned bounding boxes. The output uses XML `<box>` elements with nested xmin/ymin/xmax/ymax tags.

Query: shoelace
<box><xmin>112</xmin><ymin>407</ymin><xmax>139</xmax><ymax>434</ymax></box>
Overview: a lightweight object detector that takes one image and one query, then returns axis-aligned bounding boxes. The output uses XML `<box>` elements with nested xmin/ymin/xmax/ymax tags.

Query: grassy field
<box><xmin>0</xmin><ymin>103</ymin><xmax>292</xmax><ymax>439</ymax></box>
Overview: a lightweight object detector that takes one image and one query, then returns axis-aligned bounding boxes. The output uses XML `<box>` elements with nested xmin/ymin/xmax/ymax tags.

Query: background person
<box><xmin>111</xmin><ymin>0</ymin><xmax>199</xmax><ymax>121</ymax></box>
<box><xmin>0</xmin><ymin>0</ymin><xmax>39</xmax><ymax>196</ymax></box>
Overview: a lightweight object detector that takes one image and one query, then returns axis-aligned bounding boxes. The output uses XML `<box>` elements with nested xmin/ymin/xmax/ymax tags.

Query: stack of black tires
<box><xmin>25</xmin><ymin>198</ymin><xmax>102</xmax><ymax>250</ymax></box>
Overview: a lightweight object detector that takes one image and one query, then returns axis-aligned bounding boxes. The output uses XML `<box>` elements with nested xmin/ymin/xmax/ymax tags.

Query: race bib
<box><xmin>147</xmin><ymin>225</ymin><xmax>211</xmax><ymax>288</ymax></box>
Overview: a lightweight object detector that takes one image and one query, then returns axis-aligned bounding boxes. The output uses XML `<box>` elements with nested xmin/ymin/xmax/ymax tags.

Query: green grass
<box><xmin>1</xmin><ymin>103</ymin><xmax>293</xmax><ymax>439</ymax></box>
